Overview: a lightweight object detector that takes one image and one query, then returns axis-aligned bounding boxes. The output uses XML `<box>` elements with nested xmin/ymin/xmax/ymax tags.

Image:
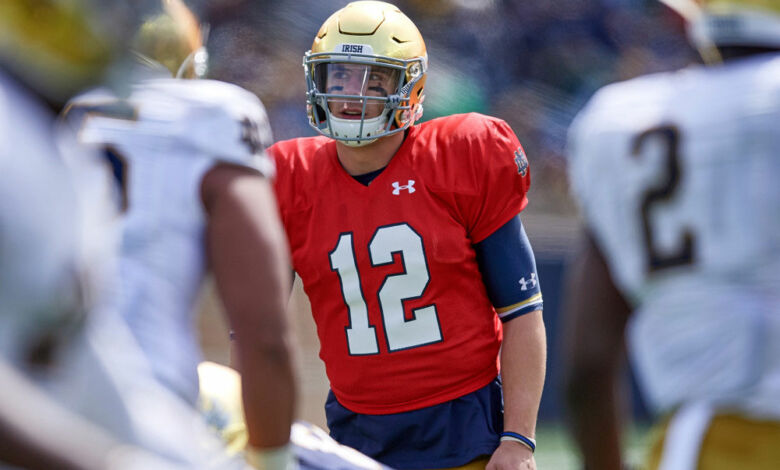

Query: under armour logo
<box><xmin>518</xmin><ymin>273</ymin><xmax>537</xmax><ymax>291</ymax></box>
<box><xmin>392</xmin><ymin>180</ymin><xmax>416</xmax><ymax>195</ymax></box>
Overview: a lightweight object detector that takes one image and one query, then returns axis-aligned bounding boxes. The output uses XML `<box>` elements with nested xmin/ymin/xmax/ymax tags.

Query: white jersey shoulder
<box><xmin>72</xmin><ymin>78</ymin><xmax>274</xmax><ymax>175</ymax></box>
<box><xmin>568</xmin><ymin>53</ymin><xmax>780</xmax><ymax>415</ymax></box>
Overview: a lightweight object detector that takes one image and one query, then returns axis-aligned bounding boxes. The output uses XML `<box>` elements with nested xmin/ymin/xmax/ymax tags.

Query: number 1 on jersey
<box><xmin>329</xmin><ymin>223</ymin><xmax>442</xmax><ymax>355</ymax></box>
<box><xmin>330</xmin><ymin>233</ymin><xmax>379</xmax><ymax>355</ymax></box>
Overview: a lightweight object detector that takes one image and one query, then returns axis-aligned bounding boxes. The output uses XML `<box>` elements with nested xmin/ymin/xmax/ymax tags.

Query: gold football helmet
<box><xmin>660</xmin><ymin>0</ymin><xmax>780</xmax><ymax>61</ymax></box>
<box><xmin>133</xmin><ymin>0</ymin><xmax>208</xmax><ymax>79</ymax></box>
<box><xmin>304</xmin><ymin>1</ymin><xmax>428</xmax><ymax>146</ymax></box>
<box><xmin>0</xmin><ymin>0</ymin><xmax>136</xmax><ymax>104</ymax></box>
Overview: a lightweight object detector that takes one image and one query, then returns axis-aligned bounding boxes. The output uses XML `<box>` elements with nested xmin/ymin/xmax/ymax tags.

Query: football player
<box><xmin>0</xmin><ymin>1</ymin><xmax>209</xmax><ymax>469</ymax></box>
<box><xmin>64</xmin><ymin>1</ymin><xmax>297</xmax><ymax>468</ymax></box>
<box><xmin>563</xmin><ymin>1</ymin><xmax>780</xmax><ymax>469</ymax></box>
<box><xmin>268</xmin><ymin>2</ymin><xmax>546</xmax><ymax>469</ymax></box>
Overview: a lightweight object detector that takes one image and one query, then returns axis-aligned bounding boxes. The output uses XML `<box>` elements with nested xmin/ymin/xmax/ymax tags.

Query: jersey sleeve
<box><xmin>179</xmin><ymin>84</ymin><xmax>276</xmax><ymax>178</ymax></box>
<box><xmin>455</xmin><ymin>116</ymin><xmax>531</xmax><ymax>243</ymax></box>
<box><xmin>266</xmin><ymin>139</ymin><xmax>314</xmax><ymax>257</ymax></box>
<box><xmin>72</xmin><ymin>81</ymin><xmax>276</xmax><ymax>178</ymax></box>
<box><xmin>474</xmin><ymin>215</ymin><xmax>543</xmax><ymax>321</ymax></box>
<box><xmin>267</xmin><ymin>140</ymin><xmax>296</xmax><ymax>215</ymax></box>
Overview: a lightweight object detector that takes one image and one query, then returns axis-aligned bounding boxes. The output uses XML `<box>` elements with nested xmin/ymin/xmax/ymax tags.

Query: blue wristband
<box><xmin>500</xmin><ymin>431</ymin><xmax>536</xmax><ymax>453</ymax></box>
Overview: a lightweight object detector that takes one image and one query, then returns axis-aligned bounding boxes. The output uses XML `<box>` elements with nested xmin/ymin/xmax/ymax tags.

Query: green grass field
<box><xmin>533</xmin><ymin>425</ymin><xmax>579</xmax><ymax>469</ymax></box>
<box><xmin>533</xmin><ymin>424</ymin><xmax>651</xmax><ymax>469</ymax></box>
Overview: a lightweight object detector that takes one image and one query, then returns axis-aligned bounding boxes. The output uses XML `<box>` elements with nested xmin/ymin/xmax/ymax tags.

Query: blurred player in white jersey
<box><xmin>65</xmin><ymin>1</ymin><xmax>301</xmax><ymax>468</ymax></box>
<box><xmin>0</xmin><ymin>1</ymin><xmax>227</xmax><ymax>469</ymax></box>
<box><xmin>563</xmin><ymin>1</ymin><xmax>780</xmax><ymax>469</ymax></box>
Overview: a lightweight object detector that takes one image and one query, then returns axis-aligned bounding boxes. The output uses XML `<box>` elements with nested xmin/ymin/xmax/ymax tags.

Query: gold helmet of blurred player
<box><xmin>133</xmin><ymin>0</ymin><xmax>208</xmax><ymax>79</ymax></box>
<box><xmin>0</xmin><ymin>0</ymin><xmax>136</xmax><ymax>105</ymax></box>
<box><xmin>660</xmin><ymin>0</ymin><xmax>780</xmax><ymax>61</ymax></box>
<box><xmin>304</xmin><ymin>1</ymin><xmax>428</xmax><ymax>146</ymax></box>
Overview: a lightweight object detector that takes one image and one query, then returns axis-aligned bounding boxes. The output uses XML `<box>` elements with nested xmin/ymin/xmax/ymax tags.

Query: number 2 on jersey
<box><xmin>329</xmin><ymin>223</ymin><xmax>442</xmax><ymax>355</ymax></box>
<box><xmin>631</xmin><ymin>125</ymin><xmax>696</xmax><ymax>273</ymax></box>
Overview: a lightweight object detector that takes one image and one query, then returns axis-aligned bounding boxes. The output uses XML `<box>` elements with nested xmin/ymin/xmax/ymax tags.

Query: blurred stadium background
<box><xmin>194</xmin><ymin>0</ymin><xmax>699</xmax><ymax>466</ymax></box>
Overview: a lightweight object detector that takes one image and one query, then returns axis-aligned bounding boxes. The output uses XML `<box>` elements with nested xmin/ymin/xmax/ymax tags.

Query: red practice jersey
<box><xmin>270</xmin><ymin>113</ymin><xmax>531</xmax><ymax>414</ymax></box>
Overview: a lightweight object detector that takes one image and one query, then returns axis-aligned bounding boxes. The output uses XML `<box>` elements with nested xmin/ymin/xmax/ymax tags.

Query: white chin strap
<box><xmin>327</xmin><ymin>113</ymin><xmax>389</xmax><ymax>147</ymax></box>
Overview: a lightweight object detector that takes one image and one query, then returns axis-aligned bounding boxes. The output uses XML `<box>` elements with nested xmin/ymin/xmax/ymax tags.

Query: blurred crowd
<box><xmin>192</xmin><ymin>0</ymin><xmax>698</xmax><ymax>216</ymax></box>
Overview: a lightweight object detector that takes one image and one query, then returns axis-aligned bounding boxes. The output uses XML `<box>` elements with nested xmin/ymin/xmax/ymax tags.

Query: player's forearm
<box><xmin>237</xmin><ymin>334</ymin><xmax>297</xmax><ymax>448</ymax></box>
<box><xmin>223</xmin><ymin>249</ymin><xmax>297</xmax><ymax>448</ymax></box>
<box><xmin>560</xmin><ymin>233</ymin><xmax>630</xmax><ymax>469</ymax></box>
<box><xmin>232</xmin><ymin>235</ymin><xmax>296</xmax><ymax>448</ymax></box>
<box><xmin>563</xmin><ymin>364</ymin><xmax>623</xmax><ymax>470</ymax></box>
<box><xmin>499</xmin><ymin>310</ymin><xmax>546</xmax><ymax>438</ymax></box>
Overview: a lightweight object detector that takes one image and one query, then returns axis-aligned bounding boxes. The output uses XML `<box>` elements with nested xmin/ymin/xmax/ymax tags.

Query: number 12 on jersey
<box><xmin>329</xmin><ymin>223</ymin><xmax>443</xmax><ymax>355</ymax></box>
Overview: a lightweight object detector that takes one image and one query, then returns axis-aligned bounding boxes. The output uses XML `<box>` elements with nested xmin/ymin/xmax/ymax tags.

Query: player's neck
<box><xmin>335</xmin><ymin>131</ymin><xmax>405</xmax><ymax>176</ymax></box>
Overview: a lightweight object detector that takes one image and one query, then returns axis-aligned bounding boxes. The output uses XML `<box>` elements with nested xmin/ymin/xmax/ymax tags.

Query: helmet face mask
<box><xmin>304</xmin><ymin>1</ymin><xmax>428</xmax><ymax>147</ymax></box>
<box><xmin>305</xmin><ymin>49</ymin><xmax>425</xmax><ymax>146</ymax></box>
<box><xmin>133</xmin><ymin>0</ymin><xmax>209</xmax><ymax>79</ymax></box>
<box><xmin>319</xmin><ymin>62</ymin><xmax>402</xmax><ymax>119</ymax></box>
<box><xmin>174</xmin><ymin>44</ymin><xmax>209</xmax><ymax>79</ymax></box>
